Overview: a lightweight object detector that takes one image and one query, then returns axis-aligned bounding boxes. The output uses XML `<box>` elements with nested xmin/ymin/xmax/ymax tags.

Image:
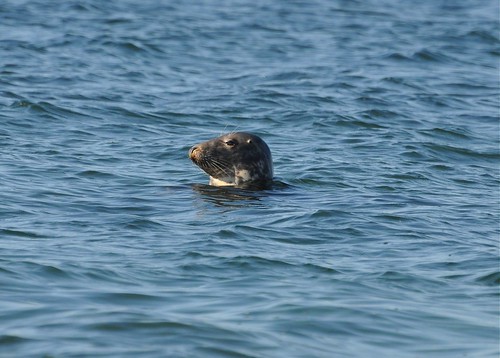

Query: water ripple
<box><xmin>0</xmin><ymin>0</ymin><xmax>498</xmax><ymax>357</ymax></box>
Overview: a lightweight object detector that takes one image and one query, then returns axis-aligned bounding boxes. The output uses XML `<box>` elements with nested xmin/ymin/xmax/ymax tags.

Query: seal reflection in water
<box><xmin>189</xmin><ymin>132</ymin><xmax>273</xmax><ymax>188</ymax></box>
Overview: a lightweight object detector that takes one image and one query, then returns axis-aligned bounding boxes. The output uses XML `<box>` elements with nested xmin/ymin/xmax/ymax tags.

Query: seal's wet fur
<box><xmin>189</xmin><ymin>132</ymin><xmax>273</xmax><ymax>188</ymax></box>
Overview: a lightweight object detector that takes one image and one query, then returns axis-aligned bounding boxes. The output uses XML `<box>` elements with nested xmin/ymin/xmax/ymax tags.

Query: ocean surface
<box><xmin>1</xmin><ymin>0</ymin><xmax>499</xmax><ymax>357</ymax></box>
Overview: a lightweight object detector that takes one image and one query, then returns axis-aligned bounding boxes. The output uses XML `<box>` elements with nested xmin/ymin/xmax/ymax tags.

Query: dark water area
<box><xmin>1</xmin><ymin>0</ymin><xmax>499</xmax><ymax>357</ymax></box>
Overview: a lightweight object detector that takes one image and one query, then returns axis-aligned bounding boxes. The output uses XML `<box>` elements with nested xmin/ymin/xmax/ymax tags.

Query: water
<box><xmin>1</xmin><ymin>0</ymin><xmax>499</xmax><ymax>357</ymax></box>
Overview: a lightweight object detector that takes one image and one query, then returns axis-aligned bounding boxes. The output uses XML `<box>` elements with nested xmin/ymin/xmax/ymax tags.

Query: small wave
<box><xmin>89</xmin><ymin>319</ymin><xmax>193</xmax><ymax>332</ymax></box>
<box><xmin>419</xmin><ymin>127</ymin><xmax>472</xmax><ymax>140</ymax></box>
<box><xmin>0</xmin><ymin>335</ymin><xmax>31</xmax><ymax>345</ymax></box>
<box><xmin>268</xmin><ymin>71</ymin><xmax>311</xmax><ymax>81</ymax></box>
<box><xmin>425</xmin><ymin>143</ymin><xmax>500</xmax><ymax>161</ymax></box>
<box><xmin>10</xmin><ymin>100</ymin><xmax>86</xmax><ymax>119</ymax></box>
<box><xmin>358</xmin><ymin>109</ymin><xmax>402</xmax><ymax>120</ymax></box>
<box><xmin>475</xmin><ymin>271</ymin><xmax>500</xmax><ymax>286</ymax></box>
<box><xmin>0</xmin><ymin>229</ymin><xmax>44</xmax><ymax>239</ymax></box>
<box><xmin>124</xmin><ymin>218</ymin><xmax>165</xmax><ymax>230</ymax></box>
<box><xmin>384</xmin><ymin>52</ymin><xmax>412</xmax><ymax>62</ymax></box>
<box><xmin>412</xmin><ymin>49</ymin><xmax>454</xmax><ymax>63</ymax></box>
<box><xmin>76</xmin><ymin>170</ymin><xmax>117</xmax><ymax>178</ymax></box>
<box><xmin>335</xmin><ymin>118</ymin><xmax>386</xmax><ymax>129</ymax></box>
<box><xmin>384</xmin><ymin>49</ymin><xmax>454</xmax><ymax>63</ymax></box>
<box><xmin>465</xmin><ymin>30</ymin><xmax>500</xmax><ymax>44</ymax></box>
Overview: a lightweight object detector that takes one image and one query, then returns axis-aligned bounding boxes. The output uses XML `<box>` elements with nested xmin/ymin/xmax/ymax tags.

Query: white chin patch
<box><xmin>209</xmin><ymin>176</ymin><xmax>234</xmax><ymax>186</ymax></box>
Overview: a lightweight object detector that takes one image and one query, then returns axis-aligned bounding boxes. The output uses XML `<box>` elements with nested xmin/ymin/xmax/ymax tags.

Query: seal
<box><xmin>188</xmin><ymin>132</ymin><xmax>273</xmax><ymax>188</ymax></box>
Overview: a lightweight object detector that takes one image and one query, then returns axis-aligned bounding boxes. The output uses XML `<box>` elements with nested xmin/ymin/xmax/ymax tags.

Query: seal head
<box><xmin>189</xmin><ymin>132</ymin><xmax>273</xmax><ymax>188</ymax></box>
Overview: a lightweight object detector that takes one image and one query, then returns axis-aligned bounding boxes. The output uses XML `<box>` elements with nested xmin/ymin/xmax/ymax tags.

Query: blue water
<box><xmin>1</xmin><ymin>0</ymin><xmax>499</xmax><ymax>357</ymax></box>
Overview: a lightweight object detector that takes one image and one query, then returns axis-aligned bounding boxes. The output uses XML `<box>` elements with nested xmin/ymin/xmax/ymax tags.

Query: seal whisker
<box><xmin>221</xmin><ymin>123</ymin><xmax>235</xmax><ymax>137</ymax></box>
<box><xmin>207</xmin><ymin>158</ymin><xmax>233</xmax><ymax>177</ymax></box>
<box><xmin>198</xmin><ymin>156</ymin><xmax>232</xmax><ymax>179</ymax></box>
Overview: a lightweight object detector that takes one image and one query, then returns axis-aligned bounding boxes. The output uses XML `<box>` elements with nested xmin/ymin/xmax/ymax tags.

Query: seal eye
<box><xmin>225</xmin><ymin>139</ymin><xmax>237</xmax><ymax>147</ymax></box>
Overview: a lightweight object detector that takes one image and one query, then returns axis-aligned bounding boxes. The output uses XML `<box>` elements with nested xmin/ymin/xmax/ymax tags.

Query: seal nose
<box><xmin>188</xmin><ymin>146</ymin><xmax>198</xmax><ymax>160</ymax></box>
